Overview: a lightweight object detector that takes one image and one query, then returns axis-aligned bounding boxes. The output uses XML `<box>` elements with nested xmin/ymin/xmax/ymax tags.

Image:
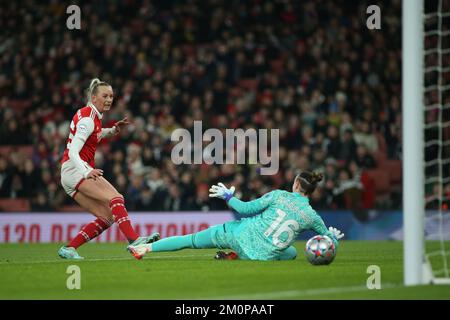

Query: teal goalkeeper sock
<box><xmin>151</xmin><ymin>235</ymin><xmax>194</xmax><ymax>252</ymax></box>
<box><xmin>151</xmin><ymin>228</ymin><xmax>215</xmax><ymax>252</ymax></box>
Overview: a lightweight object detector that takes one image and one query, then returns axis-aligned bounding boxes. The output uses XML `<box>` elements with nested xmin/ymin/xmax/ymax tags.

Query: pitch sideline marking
<box><xmin>0</xmin><ymin>253</ymin><xmax>213</xmax><ymax>265</ymax></box>
<box><xmin>205</xmin><ymin>283</ymin><xmax>399</xmax><ymax>299</ymax></box>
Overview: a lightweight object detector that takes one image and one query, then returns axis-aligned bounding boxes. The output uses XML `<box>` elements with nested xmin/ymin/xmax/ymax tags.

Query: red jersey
<box><xmin>61</xmin><ymin>105</ymin><xmax>103</xmax><ymax>168</ymax></box>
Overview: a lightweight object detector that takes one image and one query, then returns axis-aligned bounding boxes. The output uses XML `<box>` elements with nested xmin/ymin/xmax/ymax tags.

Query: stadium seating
<box><xmin>0</xmin><ymin>199</ymin><xmax>30</xmax><ymax>212</ymax></box>
<box><xmin>0</xmin><ymin>0</ymin><xmax>403</xmax><ymax>211</ymax></box>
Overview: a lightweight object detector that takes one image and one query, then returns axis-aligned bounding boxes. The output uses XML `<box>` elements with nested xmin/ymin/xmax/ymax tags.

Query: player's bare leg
<box><xmin>58</xmin><ymin>193</ymin><xmax>114</xmax><ymax>259</ymax></box>
<box><xmin>77</xmin><ymin>176</ymin><xmax>159</xmax><ymax>248</ymax></box>
<box><xmin>77</xmin><ymin>176</ymin><xmax>123</xmax><ymax>204</ymax></box>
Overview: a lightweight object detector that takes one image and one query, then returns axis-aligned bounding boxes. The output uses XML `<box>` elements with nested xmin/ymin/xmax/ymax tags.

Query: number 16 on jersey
<box><xmin>264</xmin><ymin>209</ymin><xmax>300</xmax><ymax>249</ymax></box>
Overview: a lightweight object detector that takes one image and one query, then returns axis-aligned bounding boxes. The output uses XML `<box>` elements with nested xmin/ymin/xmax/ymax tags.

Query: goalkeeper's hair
<box><xmin>86</xmin><ymin>78</ymin><xmax>110</xmax><ymax>102</ymax></box>
<box><xmin>296</xmin><ymin>171</ymin><xmax>323</xmax><ymax>195</ymax></box>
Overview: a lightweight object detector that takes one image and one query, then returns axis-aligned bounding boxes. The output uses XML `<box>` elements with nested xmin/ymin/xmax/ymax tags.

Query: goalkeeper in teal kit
<box><xmin>128</xmin><ymin>171</ymin><xmax>344</xmax><ymax>260</ymax></box>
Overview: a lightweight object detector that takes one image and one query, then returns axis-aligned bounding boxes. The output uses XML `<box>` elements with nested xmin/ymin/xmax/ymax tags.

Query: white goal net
<box><xmin>423</xmin><ymin>0</ymin><xmax>450</xmax><ymax>284</ymax></box>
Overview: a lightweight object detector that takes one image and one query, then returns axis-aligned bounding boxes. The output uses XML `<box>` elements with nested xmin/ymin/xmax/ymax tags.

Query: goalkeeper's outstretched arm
<box><xmin>227</xmin><ymin>191</ymin><xmax>277</xmax><ymax>216</ymax></box>
<box><xmin>209</xmin><ymin>183</ymin><xmax>276</xmax><ymax>216</ymax></box>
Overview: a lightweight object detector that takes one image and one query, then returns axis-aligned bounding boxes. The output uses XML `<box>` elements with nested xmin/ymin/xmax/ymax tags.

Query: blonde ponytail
<box><xmin>86</xmin><ymin>78</ymin><xmax>110</xmax><ymax>102</ymax></box>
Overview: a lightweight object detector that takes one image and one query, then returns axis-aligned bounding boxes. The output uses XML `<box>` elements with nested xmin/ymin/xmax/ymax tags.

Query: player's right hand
<box><xmin>85</xmin><ymin>169</ymin><xmax>103</xmax><ymax>180</ymax></box>
<box><xmin>209</xmin><ymin>182</ymin><xmax>235</xmax><ymax>201</ymax></box>
<box><xmin>328</xmin><ymin>226</ymin><xmax>344</xmax><ymax>240</ymax></box>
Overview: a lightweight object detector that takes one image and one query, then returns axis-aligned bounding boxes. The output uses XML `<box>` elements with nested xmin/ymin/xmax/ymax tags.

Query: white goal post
<box><xmin>403</xmin><ymin>0</ymin><xmax>450</xmax><ymax>286</ymax></box>
<box><xmin>403</xmin><ymin>0</ymin><xmax>425</xmax><ymax>286</ymax></box>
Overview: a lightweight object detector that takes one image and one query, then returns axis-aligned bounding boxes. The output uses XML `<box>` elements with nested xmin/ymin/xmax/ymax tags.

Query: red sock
<box><xmin>110</xmin><ymin>196</ymin><xmax>139</xmax><ymax>243</ymax></box>
<box><xmin>68</xmin><ymin>217</ymin><xmax>112</xmax><ymax>249</ymax></box>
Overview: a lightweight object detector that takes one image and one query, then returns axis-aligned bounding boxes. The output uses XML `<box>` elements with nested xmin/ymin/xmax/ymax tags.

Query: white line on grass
<box><xmin>204</xmin><ymin>283</ymin><xmax>399</xmax><ymax>300</ymax></box>
<box><xmin>0</xmin><ymin>253</ymin><xmax>213</xmax><ymax>265</ymax></box>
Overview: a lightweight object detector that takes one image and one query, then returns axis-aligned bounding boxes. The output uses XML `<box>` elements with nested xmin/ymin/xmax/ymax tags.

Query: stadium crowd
<box><xmin>0</xmin><ymin>0</ymin><xmax>408</xmax><ymax>212</ymax></box>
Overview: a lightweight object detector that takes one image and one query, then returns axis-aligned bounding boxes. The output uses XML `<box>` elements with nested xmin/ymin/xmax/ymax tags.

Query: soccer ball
<box><xmin>304</xmin><ymin>235</ymin><xmax>336</xmax><ymax>265</ymax></box>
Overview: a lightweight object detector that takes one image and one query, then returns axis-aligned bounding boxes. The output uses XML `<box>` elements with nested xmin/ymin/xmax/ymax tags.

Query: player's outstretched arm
<box><xmin>101</xmin><ymin>117</ymin><xmax>130</xmax><ymax>138</ymax></box>
<box><xmin>209</xmin><ymin>183</ymin><xmax>276</xmax><ymax>216</ymax></box>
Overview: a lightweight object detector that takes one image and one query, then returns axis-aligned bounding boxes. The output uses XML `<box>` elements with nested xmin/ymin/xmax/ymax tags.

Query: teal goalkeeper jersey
<box><xmin>226</xmin><ymin>190</ymin><xmax>339</xmax><ymax>260</ymax></box>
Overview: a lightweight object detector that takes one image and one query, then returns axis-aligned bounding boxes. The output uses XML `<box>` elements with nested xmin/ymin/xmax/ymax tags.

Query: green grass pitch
<box><xmin>0</xmin><ymin>241</ymin><xmax>449</xmax><ymax>299</ymax></box>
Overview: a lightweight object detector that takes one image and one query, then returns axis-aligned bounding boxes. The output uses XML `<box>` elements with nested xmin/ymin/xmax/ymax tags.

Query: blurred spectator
<box><xmin>161</xmin><ymin>184</ymin><xmax>182</xmax><ymax>211</ymax></box>
<box><xmin>0</xmin><ymin>156</ymin><xmax>12</xmax><ymax>197</ymax></box>
<box><xmin>135</xmin><ymin>186</ymin><xmax>157</xmax><ymax>211</ymax></box>
<box><xmin>326</xmin><ymin>126</ymin><xmax>342</xmax><ymax>160</ymax></box>
<box><xmin>354</xmin><ymin>121</ymin><xmax>378</xmax><ymax>153</ymax></box>
<box><xmin>20</xmin><ymin>159</ymin><xmax>41</xmax><ymax>197</ymax></box>
<box><xmin>339</xmin><ymin>129</ymin><xmax>358</xmax><ymax>163</ymax></box>
<box><xmin>355</xmin><ymin>145</ymin><xmax>376</xmax><ymax>169</ymax></box>
<box><xmin>332</xmin><ymin>169</ymin><xmax>364</xmax><ymax>209</ymax></box>
<box><xmin>309</xmin><ymin>187</ymin><xmax>328</xmax><ymax>210</ymax></box>
<box><xmin>190</xmin><ymin>184</ymin><xmax>214</xmax><ymax>211</ymax></box>
<box><xmin>31</xmin><ymin>192</ymin><xmax>55</xmax><ymax>211</ymax></box>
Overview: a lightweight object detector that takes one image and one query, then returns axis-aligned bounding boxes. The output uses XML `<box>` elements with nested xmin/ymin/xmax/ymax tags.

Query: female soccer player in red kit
<box><xmin>59</xmin><ymin>78</ymin><xmax>159</xmax><ymax>259</ymax></box>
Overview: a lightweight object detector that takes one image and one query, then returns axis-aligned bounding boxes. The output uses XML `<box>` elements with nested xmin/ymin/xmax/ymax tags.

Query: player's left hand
<box><xmin>209</xmin><ymin>182</ymin><xmax>235</xmax><ymax>201</ymax></box>
<box><xmin>113</xmin><ymin>117</ymin><xmax>130</xmax><ymax>134</ymax></box>
<box><xmin>328</xmin><ymin>226</ymin><xmax>344</xmax><ymax>240</ymax></box>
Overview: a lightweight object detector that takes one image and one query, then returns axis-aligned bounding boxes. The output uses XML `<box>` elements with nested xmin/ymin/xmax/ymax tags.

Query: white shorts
<box><xmin>60</xmin><ymin>160</ymin><xmax>92</xmax><ymax>198</ymax></box>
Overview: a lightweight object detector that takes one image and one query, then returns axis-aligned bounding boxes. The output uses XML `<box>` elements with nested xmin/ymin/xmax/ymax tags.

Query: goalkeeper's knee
<box><xmin>278</xmin><ymin>246</ymin><xmax>297</xmax><ymax>260</ymax></box>
<box><xmin>191</xmin><ymin>228</ymin><xmax>215</xmax><ymax>249</ymax></box>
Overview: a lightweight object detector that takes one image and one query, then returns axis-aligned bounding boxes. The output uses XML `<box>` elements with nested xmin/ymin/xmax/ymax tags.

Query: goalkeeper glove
<box><xmin>209</xmin><ymin>182</ymin><xmax>235</xmax><ymax>202</ymax></box>
<box><xmin>328</xmin><ymin>226</ymin><xmax>345</xmax><ymax>240</ymax></box>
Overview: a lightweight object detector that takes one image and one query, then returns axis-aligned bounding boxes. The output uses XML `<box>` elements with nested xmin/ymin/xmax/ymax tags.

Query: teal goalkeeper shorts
<box><xmin>209</xmin><ymin>221</ymin><xmax>297</xmax><ymax>261</ymax></box>
<box><xmin>209</xmin><ymin>221</ymin><xmax>251</xmax><ymax>259</ymax></box>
